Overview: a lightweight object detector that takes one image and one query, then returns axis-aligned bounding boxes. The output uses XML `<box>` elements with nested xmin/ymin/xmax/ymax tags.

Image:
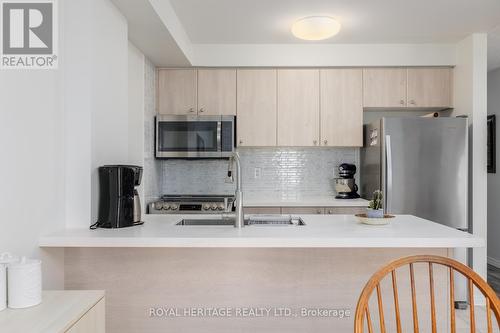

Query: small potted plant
<box><xmin>367</xmin><ymin>190</ymin><xmax>384</xmax><ymax>218</ymax></box>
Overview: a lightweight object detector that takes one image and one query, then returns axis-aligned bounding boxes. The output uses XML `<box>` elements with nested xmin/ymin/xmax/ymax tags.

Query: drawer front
<box><xmin>281</xmin><ymin>207</ymin><xmax>324</xmax><ymax>215</ymax></box>
<box><xmin>324</xmin><ymin>207</ymin><xmax>366</xmax><ymax>215</ymax></box>
<box><xmin>244</xmin><ymin>207</ymin><xmax>281</xmax><ymax>215</ymax></box>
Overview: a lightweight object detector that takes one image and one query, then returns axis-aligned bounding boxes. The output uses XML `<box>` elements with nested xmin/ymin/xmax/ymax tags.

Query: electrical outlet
<box><xmin>254</xmin><ymin>167</ymin><xmax>262</xmax><ymax>179</ymax></box>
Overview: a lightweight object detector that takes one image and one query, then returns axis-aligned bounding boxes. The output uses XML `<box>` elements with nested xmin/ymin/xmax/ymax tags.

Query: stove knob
<box><xmin>171</xmin><ymin>204</ymin><xmax>178</xmax><ymax>211</ymax></box>
<box><xmin>203</xmin><ymin>204</ymin><xmax>211</xmax><ymax>211</ymax></box>
<box><xmin>155</xmin><ymin>202</ymin><xmax>164</xmax><ymax>210</ymax></box>
<box><xmin>217</xmin><ymin>204</ymin><xmax>225</xmax><ymax>211</ymax></box>
<box><xmin>164</xmin><ymin>204</ymin><xmax>171</xmax><ymax>210</ymax></box>
<box><xmin>211</xmin><ymin>204</ymin><xmax>218</xmax><ymax>210</ymax></box>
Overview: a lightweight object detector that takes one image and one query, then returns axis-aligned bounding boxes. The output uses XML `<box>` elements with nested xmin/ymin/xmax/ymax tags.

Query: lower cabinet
<box><xmin>325</xmin><ymin>207</ymin><xmax>366</xmax><ymax>215</ymax></box>
<box><xmin>281</xmin><ymin>207</ymin><xmax>324</xmax><ymax>215</ymax></box>
<box><xmin>244</xmin><ymin>207</ymin><xmax>281</xmax><ymax>215</ymax></box>
<box><xmin>245</xmin><ymin>206</ymin><xmax>366</xmax><ymax>215</ymax></box>
<box><xmin>66</xmin><ymin>298</ymin><xmax>105</xmax><ymax>333</ymax></box>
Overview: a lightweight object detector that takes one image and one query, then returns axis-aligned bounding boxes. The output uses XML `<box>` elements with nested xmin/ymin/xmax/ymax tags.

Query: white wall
<box><xmin>63</xmin><ymin>0</ymin><xmax>144</xmax><ymax>227</ymax></box>
<box><xmin>0</xmin><ymin>0</ymin><xmax>147</xmax><ymax>289</ymax></box>
<box><xmin>128</xmin><ymin>42</ymin><xmax>146</xmax><ymax>210</ymax></box>
<box><xmin>488</xmin><ymin>68</ymin><xmax>500</xmax><ymax>266</ymax></box>
<box><xmin>453</xmin><ymin>34</ymin><xmax>488</xmax><ymax>284</ymax></box>
<box><xmin>192</xmin><ymin>43</ymin><xmax>456</xmax><ymax>67</ymax></box>
<box><xmin>0</xmin><ymin>62</ymin><xmax>64</xmax><ymax>288</ymax></box>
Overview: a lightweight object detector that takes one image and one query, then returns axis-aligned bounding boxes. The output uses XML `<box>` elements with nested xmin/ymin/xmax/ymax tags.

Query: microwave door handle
<box><xmin>385</xmin><ymin>134</ymin><xmax>393</xmax><ymax>214</ymax></box>
<box><xmin>217</xmin><ymin>121</ymin><xmax>222</xmax><ymax>152</ymax></box>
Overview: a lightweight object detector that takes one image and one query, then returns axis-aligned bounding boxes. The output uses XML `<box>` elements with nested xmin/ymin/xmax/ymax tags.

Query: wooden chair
<box><xmin>354</xmin><ymin>255</ymin><xmax>500</xmax><ymax>333</ymax></box>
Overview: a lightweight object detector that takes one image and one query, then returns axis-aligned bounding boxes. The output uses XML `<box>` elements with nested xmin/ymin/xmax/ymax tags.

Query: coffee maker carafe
<box><xmin>334</xmin><ymin>163</ymin><xmax>360</xmax><ymax>199</ymax></box>
<box><xmin>94</xmin><ymin>165</ymin><xmax>143</xmax><ymax>228</ymax></box>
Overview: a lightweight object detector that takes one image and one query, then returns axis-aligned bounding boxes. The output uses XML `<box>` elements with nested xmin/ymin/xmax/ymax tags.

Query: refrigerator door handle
<box><xmin>385</xmin><ymin>135</ymin><xmax>393</xmax><ymax>213</ymax></box>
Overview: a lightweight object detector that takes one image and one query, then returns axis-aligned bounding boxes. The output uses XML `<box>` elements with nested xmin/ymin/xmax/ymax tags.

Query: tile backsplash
<box><xmin>154</xmin><ymin>148</ymin><xmax>359</xmax><ymax>201</ymax></box>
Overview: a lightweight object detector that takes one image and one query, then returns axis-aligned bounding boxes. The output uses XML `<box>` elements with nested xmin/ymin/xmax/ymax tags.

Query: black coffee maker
<box><xmin>334</xmin><ymin>163</ymin><xmax>360</xmax><ymax>199</ymax></box>
<box><xmin>93</xmin><ymin>165</ymin><xmax>143</xmax><ymax>229</ymax></box>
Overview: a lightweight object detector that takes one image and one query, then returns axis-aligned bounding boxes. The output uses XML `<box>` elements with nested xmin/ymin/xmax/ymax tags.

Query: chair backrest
<box><xmin>354</xmin><ymin>255</ymin><xmax>500</xmax><ymax>333</ymax></box>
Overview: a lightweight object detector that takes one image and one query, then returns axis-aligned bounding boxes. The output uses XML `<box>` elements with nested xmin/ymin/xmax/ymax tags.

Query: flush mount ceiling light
<box><xmin>291</xmin><ymin>16</ymin><xmax>341</xmax><ymax>41</ymax></box>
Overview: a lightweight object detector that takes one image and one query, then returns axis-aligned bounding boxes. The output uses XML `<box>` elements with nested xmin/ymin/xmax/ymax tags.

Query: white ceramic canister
<box><xmin>0</xmin><ymin>253</ymin><xmax>19</xmax><ymax>311</ymax></box>
<box><xmin>7</xmin><ymin>257</ymin><xmax>42</xmax><ymax>309</ymax></box>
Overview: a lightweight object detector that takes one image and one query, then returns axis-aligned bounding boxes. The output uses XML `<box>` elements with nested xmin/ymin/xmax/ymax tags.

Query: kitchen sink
<box><xmin>176</xmin><ymin>215</ymin><xmax>305</xmax><ymax>226</ymax></box>
<box><xmin>176</xmin><ymin>219</ymin><xmax>236</xmax><ymax>226</ymax></box>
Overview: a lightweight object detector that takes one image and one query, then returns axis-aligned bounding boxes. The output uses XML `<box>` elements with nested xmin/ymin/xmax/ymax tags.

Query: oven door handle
<box><xmin>217</xmin><ymin>121</ymin><xmax>222</xmax><ymax>152</ymax></box>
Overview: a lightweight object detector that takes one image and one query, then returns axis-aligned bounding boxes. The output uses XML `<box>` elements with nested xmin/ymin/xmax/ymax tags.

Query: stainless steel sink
<box><xmin>176</xmin><ymin>219</ymin><xmax>236</xmax><ymax>226</ymax></box>
<box><xmin>176</xmin><ymin>215</ymin><xmax>305</xmax><ymax>226</ymax></box>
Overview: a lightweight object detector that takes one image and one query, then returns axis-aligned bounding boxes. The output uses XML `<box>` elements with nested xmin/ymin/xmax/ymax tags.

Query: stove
<box><xmin>148</xmin><ymin>195</ymin><xmax>235</xmax><ymax>214</ymax></box>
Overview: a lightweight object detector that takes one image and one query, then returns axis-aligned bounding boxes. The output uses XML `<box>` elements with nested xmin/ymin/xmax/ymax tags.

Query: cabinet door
<box><xmin>197</xmin><ymin>69</ymin><xmax>236</xmax><ymax>115</ymax></box>
<box><xmin>320</xmin><ymin>69</ymin><xmax>363</xmax><ymax>147</ymax></box>
<box><xmin>281</xmin><ymin>207</ymin><xmax>324</xmax><ymax>214</ymax></box>
<box><xmin>363</xmin><ymin>68</ymin><xmax>407</xmax><ymax>108</ymax></box>
<box><xmin>407</xmin><ymin>67</ymin><xmax>452</xmax><ymax>108</ymax></box>
<box><xmin>244</xmin><ymin>207</ymin><xmax>281</xmax><ymax>215</ymax></box>
<box><xmin>158</xmin><ymin>69</ymin><xmax>197</xmax><ymax>115</ymax></box>
<box><xmin>237</xmin><ymin>69</ymin><xmax>277</xmax><ymax>146</ymax></box>
<box><xmin>325</xmin><ymin>207</ymin><xmax>366</xmax><ymax>215</ymax></box>
<box><xmin>277</xmin><ymin>69</ymin><xmax>320</xmax><ymax>146</ymax></box>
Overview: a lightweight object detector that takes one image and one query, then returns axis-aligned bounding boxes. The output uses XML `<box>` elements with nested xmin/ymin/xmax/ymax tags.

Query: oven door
<box><xmin>156</xmin><ymin>115</ymin><xmax>224</xmax><ymax>158</ymax></box>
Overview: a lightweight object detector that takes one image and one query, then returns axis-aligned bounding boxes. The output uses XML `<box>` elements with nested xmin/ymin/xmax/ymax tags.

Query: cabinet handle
<box><xmin>189</xmin><ymin>108</ymin><xmax>195</xmax><ymax>113</ymax></box>
<box><xmin>323</xmin><ymin>140</ymin><xmax>328</xmax><ymax>145</ymax></box>
<box><xmin>400</xmin><ymin>100</ymin><xmax>405</xmax><ymax>105</ymax></box>
<box><xmin>199</xmin><ymin>108</ymin><xmax>205</xmax><ymax>113</ymax></box>
<box><xmin>316</xmin><ymin>209</ymin><xmax>322</xmax><ymax>214</ymax></box>
<box><xmin>410</xmin><ymin>100</ymin><xmax>416</xmax><ymax>105</ymax></box>
<box><xmin>313</xmin><ymin>140</ymin><xmax>317</xmax><ymax>146</ymax></box>
<box><xmin>239</xmin><ymin>139</ymin><xmax>243</xmax><ymax>145</ymax></box>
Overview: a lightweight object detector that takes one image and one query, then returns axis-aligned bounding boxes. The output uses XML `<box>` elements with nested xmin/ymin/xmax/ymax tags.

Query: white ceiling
<box><xmin>170</xmin><ymin>0</ymin><xmax>500</xmax><ymax>44</ymax></box>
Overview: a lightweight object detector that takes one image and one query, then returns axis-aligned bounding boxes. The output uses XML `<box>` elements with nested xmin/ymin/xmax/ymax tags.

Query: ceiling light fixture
<box><xmin>291</xmin><ymin>16</ymin><xmax>341</xmax><ymax>41</ymax></box>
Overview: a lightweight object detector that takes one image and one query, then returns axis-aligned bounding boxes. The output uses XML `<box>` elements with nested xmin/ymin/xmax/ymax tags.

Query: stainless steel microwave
<box><xmin>155</xmin><ymin>115</ymin><xmax>236</xmax><ymax>158</ymax></box>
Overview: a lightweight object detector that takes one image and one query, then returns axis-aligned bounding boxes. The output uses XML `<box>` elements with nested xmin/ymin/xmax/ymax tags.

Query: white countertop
<box><xmin>243</xmin><ymin>195</ymin><xmax>369</xmax><ymax>207</ymax></box>
<box><xmin>39</xmin><ymin>214</ymin><xmax>483</xmax><ymax>248</ymax></box>
<box><xmin>0</xmin><ymin>290</ymin><xmax>104</xmax><ymax>333</ymax></box>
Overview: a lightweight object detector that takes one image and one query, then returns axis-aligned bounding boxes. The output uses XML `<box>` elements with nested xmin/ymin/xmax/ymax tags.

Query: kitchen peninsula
<box><xmin>40</xmin><ymin>214</ymin><xmax>482</xmax><ymax>332</ymax></box>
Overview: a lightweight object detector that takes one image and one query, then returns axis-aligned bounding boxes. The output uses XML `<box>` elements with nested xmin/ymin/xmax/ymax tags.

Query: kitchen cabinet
<box><xmin>363</xmin><ymin>68</ymin><xmax>407</xmax><ymax>108</ymax></box>
<box><xmin>237</xmin><ymin>69</ymin><xmax>277</xmax><ymax>146</ymax></box>
<box><xmin>281</xmin><ymin>207</ymin><xmax>325</xmax><ymax>215</ymax></box>
<box><xmin>407</xmin><ymin>67</ymin><xmax>453</xmax><ymax>108</ymax></box>
<box><xmin>245</xmin><ymin>206</ymin><xmax>367</xmax><ymax>215</ymax></box>
<box><xmin>320</xmin><ymin>69</ymin><xmax>363</xmax><ymax>147</ymax></box>
<box><xmin>158</xmin><ymin>69</ymin><xmax>197</xmax><ymax>115</ymax></box>
<box><xmin>325</xmin><ymin>207</ymin><xmax>366</xmax><ymax>215</ymax></box>
<box><xmin>197</xmin><ymin>69</ymin><xmax>237</xmax><ymax>115</ymax></box>
<box><xmin>277</xmin><ymin>69</ymin><xmax>320</xmax><ymax>146</ymax></box>
<box><xmin>363</xmin><ymin>67</ymin><xmax>453</xmax><ymax>109</ymax></box>
<box><xmin>0</xmin><ymin>291</ymin><xmax>105</xmax><ymax>333</ymax></box>
<box><xmin>244</xmin><ymin>207</ymin><xmax>281</xmax><ymax>215</ymax></box>
<box><xmin>66</xmin><ymin>298</ymin><xmax>105</xmax><ymax>333</ymax></box>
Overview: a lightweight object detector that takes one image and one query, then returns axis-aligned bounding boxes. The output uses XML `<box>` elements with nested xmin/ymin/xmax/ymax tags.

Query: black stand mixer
<box><xmin>334</xmin><ymin>163</ymin><xmax>360</xmax><ymax>199</ymax></box>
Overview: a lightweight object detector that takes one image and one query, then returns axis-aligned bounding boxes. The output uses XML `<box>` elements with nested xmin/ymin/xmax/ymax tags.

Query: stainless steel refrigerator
<box><xmin>361</xmin><ymin>117</ymin><xmax>469</xmax><ymax>305</ymax></box>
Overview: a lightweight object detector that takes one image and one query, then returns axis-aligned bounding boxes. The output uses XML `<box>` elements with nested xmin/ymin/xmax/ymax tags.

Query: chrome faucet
<box><xmin>227</xmin><ymin>152</ymin><xmax>244</xmax><ymax>228</ymax></box>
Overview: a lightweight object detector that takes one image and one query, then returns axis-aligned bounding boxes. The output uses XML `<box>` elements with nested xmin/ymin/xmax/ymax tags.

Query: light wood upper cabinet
<box><xmin>197</xmin><ymin>69</ymin><xmax>236</xmax><ymax>115</ymax></box>
<box><xmin>363</xmin><ymin>68</ymin><xmax>407</xmax><ymax>108</ymax></box>
<box><xmin>320</xmin><ymin>69</ymin><xmax>363</xmax><ymax>147</ymax></box>
<box><xmin>407</xmin><ymin>67</ymin><xmax>453</xmax><ymax>108</ymax></box>
<box><xmin>158</xmin><ymin>69</ymin><xmax>197</xmax><ymax>115</ymax></box>
<box><xmin>277</xmin><ymin>69</ymin><xmax>320</xmax><ymax>146</ymax></box>
<box><xmin>237</xmin><ymin>69</ymin><xmax>277</xmax><ymax>146</ymax></box>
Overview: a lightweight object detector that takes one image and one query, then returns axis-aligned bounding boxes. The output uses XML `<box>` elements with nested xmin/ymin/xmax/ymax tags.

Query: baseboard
<box><xmin>487</xmin><ymin>256</ymin><xmax>500</xmax><ymax>268</ymax></box>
